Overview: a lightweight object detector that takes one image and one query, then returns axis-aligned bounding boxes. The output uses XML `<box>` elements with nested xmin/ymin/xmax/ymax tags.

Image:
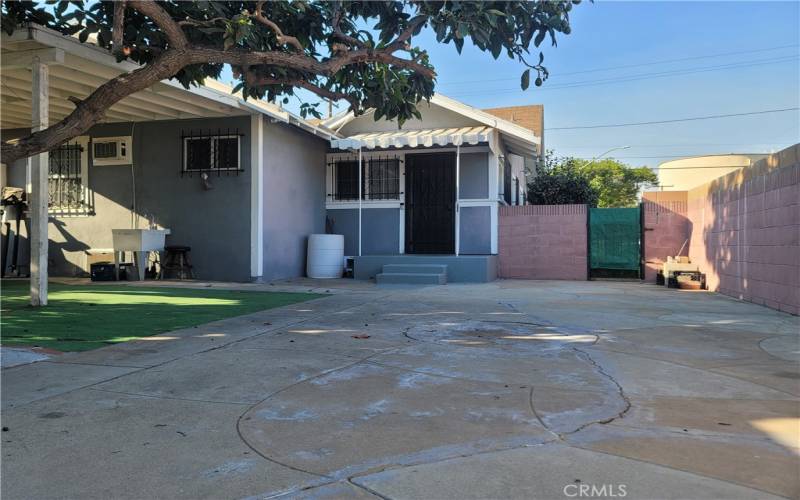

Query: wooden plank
<box><xmin>44</xmin><ymin>69</ymin><xmax>187</xmax><ymax>119</ymax></box>
<box><xmin>1</xmin><ymin>79</ymin><xmax>157</xmax><ymax>122</ymax></box>
<box><xmin>1</xmin><ymin>47</ymin><xmax>63</xmax><ymax>69</ymax></box>
<box><xmin>2</xmin><ymin>98</ymin><xmax>147</xmax><ymax>124</ymax></box>
<box><xmin>3</xmin><ymin>73</ymin><xmax>175</xmax><ymax>120</ymax></box>
<box><xmin>61</xmin><ymin>56</ymin><xmax>234</xmax><ymax>117</ymax></box>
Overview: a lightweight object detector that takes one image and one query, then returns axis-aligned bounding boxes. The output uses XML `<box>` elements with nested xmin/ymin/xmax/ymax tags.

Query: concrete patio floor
<box><xmin>2</xmin><ymin>279</ymin><xmax>798</xmax><ymax>499</ymax></box>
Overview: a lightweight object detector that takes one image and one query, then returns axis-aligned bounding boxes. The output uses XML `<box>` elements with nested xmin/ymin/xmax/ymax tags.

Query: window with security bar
<box><xmin>48</xmin><ymin>142</ymin><xmax>88</xmax><ymax>214</ymax></box>
<box><xmin>329</xmin><ymin>157</ymin><xmax>401</xmax><ymax>201</ymax></box>
<box><xmin>182</xmin><ymin>130</ymin><xmax>242</xmax><ymax>173</ymax></box>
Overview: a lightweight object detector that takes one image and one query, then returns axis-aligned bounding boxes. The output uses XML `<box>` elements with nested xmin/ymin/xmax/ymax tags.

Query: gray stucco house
<box><xmin>321</xmin><ymin>95</ymin><xmax>541</xmax><ymax>283</ymax></box>
<box><xmin>1</xmin><ymin>25</ymin><xmax>541</xmax><ymax>285</ymax></box>
<box><xmin>1</xmin><ymin>24</ymin><xmax>334</xmax><ymax>283</ymax></box>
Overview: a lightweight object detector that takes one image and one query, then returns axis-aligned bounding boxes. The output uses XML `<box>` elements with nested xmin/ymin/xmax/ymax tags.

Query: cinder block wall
<box><xmin>686</xmin><ymin>144</ymin><xmax>799</xmax><ymax>315</ymax></box>
<box><xmin>498</xmin><ymin>204</ymin><xmax>588</xmax><ymax>280</ymax></box>
<box><xmin>642</xmin><ymin>191</ymin><xmax>690</xmax><ymax>282</ymax></box>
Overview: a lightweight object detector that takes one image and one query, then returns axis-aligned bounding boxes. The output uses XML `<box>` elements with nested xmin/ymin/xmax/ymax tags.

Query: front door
<box><xmin>404</xmin><ymin>152</ymin><xmax>455</xmax><ymax>254</ymax></box>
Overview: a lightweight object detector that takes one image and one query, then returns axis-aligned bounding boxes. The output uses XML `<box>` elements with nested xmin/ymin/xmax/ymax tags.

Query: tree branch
<box><xmin>251</xmin><ymin>1</ymin><xmax>303</xmax><ymax>51</ymax></box>
<box><xmin>390</xmin><ymin>15</ymin><xmax>428</xmax><ymax>49</ymax></box>
<box><xmin>178</xmin><ymin>17</ymin><xmax>227</xmax><ymax>27</ymax></box>
<box><xmin>245</xmin><ymin>73</ymin><xmax>359</xmax><ymax>111</ymax></box>
<box><xmin>2</xmin><ymin>4</ymin><xmax>435</xmax><ymax>163</ymax></box>
<box><xmin>127</xmin><ymin>0</ymin><xmax>187</xmax><ymax>49</ymax></box>
<box><xmin>112</xmin><ymin>0</ymin><xmax>126</xmax><ymax>56</ymax></box>
<box><xmin>332</xmin><ymin>5</ymin><xmax>366</xmax><ymax>48</ymax></box>
<box><xmin>189</xmin><ymin>44</ymin><xmax>435</xmax><ymax>79</ymax></box>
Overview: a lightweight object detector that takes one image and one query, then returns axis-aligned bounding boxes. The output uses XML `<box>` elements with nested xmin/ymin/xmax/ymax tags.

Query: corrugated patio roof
<box><xmin>0</xmin><ymin>24</ymin><xmax>336</xmax><ymax>140</ymax></box>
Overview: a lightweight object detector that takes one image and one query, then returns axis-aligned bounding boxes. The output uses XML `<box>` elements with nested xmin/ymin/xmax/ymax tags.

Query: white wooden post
<box><xmin>29</xmin><ymin>58</ymin><xmax>49</xmax><ymax>306</ymax></box>
<box><xmin>249</xmin><ymin>113</ymin><xmax>264</xmax><ymax>280</ymax></box>
<box><xmin>455</xmin><ymin>144</ymin><xmax>460</xmax><ymax>256</ymax></box>
<box><xmin>357</xmin><ymin>146</ymin><xmax>362</xmax><ymax>257</ymax></box>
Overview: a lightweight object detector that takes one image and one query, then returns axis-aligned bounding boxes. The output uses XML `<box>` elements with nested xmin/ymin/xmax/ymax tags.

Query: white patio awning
<box><xmin>330</xmin><ymin>126</ymin><xmax>493</xmax><ymax>150</ymax></box>
<box><xmin>0</xmin><ymin>24</ymin><xmax>336</xmax><ymax>140</ymax></box>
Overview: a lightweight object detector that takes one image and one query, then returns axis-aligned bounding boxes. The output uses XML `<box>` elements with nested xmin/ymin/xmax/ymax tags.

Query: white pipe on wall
<box><xmin>358</xmin><ymin>146</ymin><xmax>362</xmax><ymax>257</ymax></box>
<box><xmin>455</xmin><ymin>144</ymin><xmax>460</xmax><ymax>256</ymax></box>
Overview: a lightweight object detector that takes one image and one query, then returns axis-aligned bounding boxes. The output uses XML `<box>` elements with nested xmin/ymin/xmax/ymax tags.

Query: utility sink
<box><xmin>111</xmin><ymin>229</ymin><xmax>171</xmax><ymax>280</ymax></box>
<box><xmin>112</xmin><ymin>229</ymin><xmax>171</xmax><ymax>252</ymax></box>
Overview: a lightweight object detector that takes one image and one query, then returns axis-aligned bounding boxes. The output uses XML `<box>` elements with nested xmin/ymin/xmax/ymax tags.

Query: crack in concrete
<box><xmin>567</xmin><ymin>346</ymin><xmax>632</xmax><ymax>433</ymax></box>
<box><xmin>527</xmin><ymin>387</ymin><xmax>562</xmax><ymax>441</ymax></box>
<box><xmin>87</xmin><ymin>387</ymin><xmax>255</xmax><ymax>406</ymax></box>
<box><xmin>347</xmin><ymin>477</ymin><xmax>393</xmax><ymax>499</ymax></box>
<box><xmin>590</xmin><ymin>345</ymin><xmax>799</xmax><ymax>398</ymax></box>
<box><xmin>499</xmin><ymin>300</ymin><xmax>632</xmax><ymax>439</ymax></box>
<box><xmin>235</xmin><ymin>349</ymin><xmax>404</xmax><ymax>481</ymax></box>
<box><xmin>603</xmin><ymin>420</ymin><xmax>800</xmax><ymax>447</ymax></box>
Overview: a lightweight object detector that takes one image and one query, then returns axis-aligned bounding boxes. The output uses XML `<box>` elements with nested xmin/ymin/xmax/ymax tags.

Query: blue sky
<box><xmin>430</xmin><ymin>0</ymin><xmax>799</xmax><ymax>169</ymax></box>
<box><xmin>272</xmin><ymin>1</ymin><xmax>800</xmax><ymax>169</ymax></box>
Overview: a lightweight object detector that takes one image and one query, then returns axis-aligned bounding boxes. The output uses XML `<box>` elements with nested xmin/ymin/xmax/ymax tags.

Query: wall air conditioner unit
<box><xmin>92</xmin><ymin>136</ymin><xmax>133</xmax><ymax>166</ymax></box>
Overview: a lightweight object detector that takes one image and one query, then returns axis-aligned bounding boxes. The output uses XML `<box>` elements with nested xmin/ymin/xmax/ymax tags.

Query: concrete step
<box><xmin>375</xmin><ymin>272</ymin><xmax>447</xmax><ymax>285</ymax></box>
<box><xmin>382</xmin><ymin>264</ymin><xmax>448</xmax><ymax>275</ymax></box>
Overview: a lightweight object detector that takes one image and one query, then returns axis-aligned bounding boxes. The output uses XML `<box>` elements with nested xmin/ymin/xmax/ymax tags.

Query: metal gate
<box><xmin>588</xmin><ymin>206</ymin><xmax>642</xmax><ymax>279</ymax></box>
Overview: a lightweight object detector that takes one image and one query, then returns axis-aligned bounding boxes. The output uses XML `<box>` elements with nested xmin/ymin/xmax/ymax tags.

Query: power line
<box><xmin>620</xmin><ymin>156</ymin><xmax>757</xmax><ymax>160</ymax></box>
<box><xmin>652</xmin><ymin>165</ymin><xmax>759</xmax><ymax>169</ymax></box>
<box><xmin>547</xmin><ymin>107</ymin><xmax>800</xmax><ymax>131</ymax></box>
<box><xmin>559</xmin><ymin>141</ymin><xmax>794</xmax><ymax>149</ymax></box>
<box><xmin>444</xmin><ymin>55</ymin><xmax>798</xmax><ymax>96</ymax></box>
<box><xmin>437</xmin><ymin>43</ymin><xmax>800</xmax><ymax>86</ymax></box>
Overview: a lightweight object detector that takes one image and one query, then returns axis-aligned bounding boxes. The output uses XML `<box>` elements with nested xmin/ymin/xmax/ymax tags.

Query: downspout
<box><xmin>455</xmin><ymin>143</ymin><xmax>460</xmax><ymax>256</ymax></box>
<box><xmin>358</xmin><ymin>146</ymin><xmax>362</xmax><ymax>257</ymax></box>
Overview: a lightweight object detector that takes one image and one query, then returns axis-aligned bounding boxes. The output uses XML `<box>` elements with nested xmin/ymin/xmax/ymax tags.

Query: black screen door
<box><xmin>405</xmin><ymin>152</ymin><xmax>455</xmax><ymax>254</ymax></box>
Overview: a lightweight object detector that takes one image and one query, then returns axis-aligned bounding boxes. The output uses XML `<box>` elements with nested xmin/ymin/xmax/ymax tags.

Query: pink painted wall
<box><xmin>498</xmin><ymin>204</ymin><xmax>588</xmax><ymax>280</ymax></box>
<box><xmin>686</xmin><ymin>145</ymin><xmax>799</xmax><ymax>315</ymax></box>
<box><xmin>642</xmin><ymin>192</ymin><xmax>690</xmax><ymax>282</ymax></box>
<box><xmin>643</xmin><ymin>144</ymin><xmax>799</xmax><ymax>315</ymax></box>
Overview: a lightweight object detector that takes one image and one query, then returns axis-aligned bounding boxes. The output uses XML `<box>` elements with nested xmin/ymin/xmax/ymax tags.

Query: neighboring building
<box><xmin>483</xmin><ymin>104</ymin><xmax>544</xmax><ymax>204</ymax></box>
<box><xmin>1</xmin><ymin>25</ymin><xmax>541</xmax><ymax>286</ymax></box>
<box><xmin>657</xmin><ymin>154</ymin><xmax>767</xmax><ymax>191</ymax></box>
<box><xmin>321</xmin><ymin>95</ymin><xmax>541</xmax><ymax>282</ymax></box>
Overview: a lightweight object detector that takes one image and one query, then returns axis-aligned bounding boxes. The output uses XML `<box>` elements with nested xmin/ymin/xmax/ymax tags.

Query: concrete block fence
<box><xmin>642</xmin><ymin>143</ymin><xmax>799</xmax><ymax>315</ymax></box>
<box><xmin>685</xmin><ymin>144</ymin><xmax>799</xmax><ymax>315</ymax></box>
<box><xmin>498</xmin><ymin>144</ymin><xmax>798</xmax><ymax>315</ymax></box>
<box><xmin>642</xmin><ymin>192</ymin><xmax>690</xmax><ymax>283</ymax></box>
<box><xmin>498</xmin><ymin>204</ymin><xmax>588</xmax><ymax>280</ymax></box>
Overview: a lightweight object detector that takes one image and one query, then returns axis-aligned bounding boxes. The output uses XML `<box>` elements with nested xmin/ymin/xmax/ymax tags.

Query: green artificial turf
<box><xmin>0</xmin><ymin>282</ymin><xmax>322</xmax><ymax>352</ymax></box>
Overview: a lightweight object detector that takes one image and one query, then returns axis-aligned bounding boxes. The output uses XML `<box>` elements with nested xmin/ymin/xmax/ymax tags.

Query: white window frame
<box><xmin>182</xmin><ymin>135</ymin><xmax>242</xmax><ymax>172</ymax></box>
<box><xmin>49</xmin><ymin>135</ymin><xmax>90</xmax><ymax>217</ymax></box>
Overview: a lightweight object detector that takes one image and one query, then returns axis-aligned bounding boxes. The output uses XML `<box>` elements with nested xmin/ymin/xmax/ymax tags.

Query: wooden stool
<box><xmin>161</xmin><ymin>246</ymin><xmax>194</xmax><ymax>280</ymax></box>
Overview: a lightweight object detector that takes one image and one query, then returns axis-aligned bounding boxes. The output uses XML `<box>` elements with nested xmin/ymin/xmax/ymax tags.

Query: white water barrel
<box><xmin>307</xmin><ymin>234</ymin><xmax>344</xmax><ymax>278</ymax></box>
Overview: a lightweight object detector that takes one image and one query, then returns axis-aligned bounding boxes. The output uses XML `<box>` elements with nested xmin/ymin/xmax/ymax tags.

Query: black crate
<box><xmin>90</xmin><ymin>263</ymin><xmax>135</xmax><ymax>281</ymax></box>
<box><xmin>90</xmin><ymin>263</ymin><xmax>116</xmax><ymax>281</ymax></box>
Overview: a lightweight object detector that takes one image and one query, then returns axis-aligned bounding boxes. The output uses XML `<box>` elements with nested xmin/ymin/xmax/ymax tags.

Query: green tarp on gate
<box><xmin>589</xmin><ymin>207</ymin><xmax>641</xmax><ymax>271</ymax></box>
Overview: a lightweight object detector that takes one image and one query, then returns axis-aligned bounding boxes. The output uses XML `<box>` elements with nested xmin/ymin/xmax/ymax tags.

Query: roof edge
<box><xmin>320</xmin><ymin>94</ymin><xmax>540</xmax><ymax>147</ymax></box>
